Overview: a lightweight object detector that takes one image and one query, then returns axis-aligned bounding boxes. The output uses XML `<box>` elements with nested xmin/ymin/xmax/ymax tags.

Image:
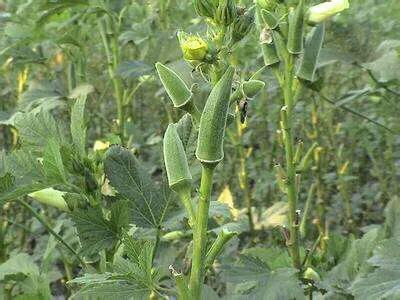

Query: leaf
<box><xmin>323</xmin><ymin>228</ymin><xmax>382</xmax><ymax>294</ymax></box>
<box><xmin>71</xmin><ymin>207</ymin><xmax>119</xmax><ymax>256</ymax></box>
<box><xmin>222</xmin><ymin>251</ymin><xmax>305</xmax><ymax>300</ymax></box>
<box><xmin>42</xmin><ymin>139</ymin><xmax>67</xmax><ymax>183</ymax></box>
<box><xmin>384</xmin><ymin>196</ymin><xmax>400</xmax><ymax>239</ymax></box>
<box><xmin>363</xmin><ymin>40</ymin><xmax>400</xmax><ymax>83</ymax></box>
<box><xmin>104</xmin><ymin>146</ymin><xmax>172</xmax><ymax>228</ymax></box>
<box><xmin>0</xmin><ymin>150</ymin><xmax>49</xmax><ymax>204</ymax></box>
<box><xmin>70</xmin><ymin>273</ymin><xmax>151</xmax><ymax>300</ymax></box>
<box><xmin>0</xmin><ymin>253</ymin><xmax>39</xmax><ymax>281</ymax></box>
<box><xmin>70</xmin><ymin>95</ymin><xmax>87</xmax><ymax>157</ymax></box>
<box><xmin>14</xmin><ymin>111</ymin><xmax>63</xmax><ymax>152</ymax></box>
<box><xmin>116</xmin><ymin>60</ymin><xmax>153</xmax><ymax>80</ymax></box>
<box><xmin>350</xmin><ymin>238</ymin><xmax>400</xmax><ymax>299</ymax></box>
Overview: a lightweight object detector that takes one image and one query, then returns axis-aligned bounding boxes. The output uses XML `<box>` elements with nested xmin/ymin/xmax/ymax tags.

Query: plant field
<box><xmin>0</xmin><ymin>0</ymin><xmax>399</xmax><ymax>299</ymax></box>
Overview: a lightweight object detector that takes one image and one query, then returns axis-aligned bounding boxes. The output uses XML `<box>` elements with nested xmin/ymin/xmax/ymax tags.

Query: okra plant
<box><xmin>255</xmin><ymin>0</ymin><xmax>349</xmax><ymax>278</ymax></box>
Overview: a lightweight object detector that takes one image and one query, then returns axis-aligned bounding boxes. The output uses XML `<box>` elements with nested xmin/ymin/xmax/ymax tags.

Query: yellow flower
<box><xmin>308</xmin><ymin>0</ymin><xmax>349</xmax><ymax>24</ymax></box>
<box><xmin>93</xmin><ymin>140</ymin><xmax>110</xmax><ymax>151</ymax></box>
<box><xmin>179</xmin><ymin>32</ymin><xmax>208</xmax><ymax>61</ymax></box>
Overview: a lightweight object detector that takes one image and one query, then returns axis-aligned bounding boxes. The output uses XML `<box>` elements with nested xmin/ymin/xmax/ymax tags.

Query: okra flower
<box><xmin>308</xmin><ymin>0</ymin><xmax>349</xmax><ymax>24</ymax></box>
<box><xmin>178</xmin><ymin>32</ymin><xmax>209</xmax><ymax>61</ymax></box>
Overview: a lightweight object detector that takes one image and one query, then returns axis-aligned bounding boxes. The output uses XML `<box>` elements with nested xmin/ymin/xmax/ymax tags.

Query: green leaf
<box><xmin>71</xmin><ymin>207</ymin><xmax>119</xmax><ymax>256</ymax></box>
<box><xmin>14</xmin><ymin>111</ymin><xmax>63</xmax><ymax>152</ymax></box>
<box><xmin>323</xmin><ymin>228</ymin><xmax>382</xmax><ymax>295</ymax></box>
<box><xmin>0</xmin><ymin>150</ymin><xmax>49</xmax><ymax>204</ymax></box>
<box><xmin>384</xmin><ymin>196</ymin><xmax>400</xmax><ymax>239</ymax></box>
<box><xmin>104</xmin><ymin>146</ymin><xmax>173</xmax><ymax>228</ymax></box>
<box><xmin>0</xmin><ymin>253</ymin><xmax>39</xmax><ymax>281</ymax></box>
<box><xmin>70</xmin><ymin>273</ymin><xmax>151</xmax><ymax>300</ymax></box>
<box><xmin>350</xmin><ymin>238</ymin><xmax>400</xmax><ymax>299</ymax></box>
<box><xmin>42</xmin><ymin>139</ymin><xmax>67</xmax><ymax>184</ymax></box>
<box><xmin>222</xmin><ymin>250</ymin><xmax>304</xmax><ymax>299</ymax></box>
<box><xmin>117</xmin><ymin>61</ymin><xmax>153</xmax><ymax>80</ymax></box>
<box><xmin>70</xmin><ymin>95</ymin><xmax>87</xmax><ymax>157</ymax></box>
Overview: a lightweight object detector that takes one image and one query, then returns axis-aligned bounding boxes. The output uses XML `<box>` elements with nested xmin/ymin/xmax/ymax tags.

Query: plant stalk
<box><xmin>189</xmin><ymin>163</ymin><xmax>215</xmax><ymax>299</ymax></box>
<box><xmin>281</xmin><ymin>54</ymin><xmax>301</xmax><ymax>269</ymax></box>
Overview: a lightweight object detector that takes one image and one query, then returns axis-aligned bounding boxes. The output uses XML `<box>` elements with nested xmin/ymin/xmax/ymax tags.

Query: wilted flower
<box><xmin>308</xmin><ymin>0</ymin><xmax>349</xmax><ymax>24</ymax></box>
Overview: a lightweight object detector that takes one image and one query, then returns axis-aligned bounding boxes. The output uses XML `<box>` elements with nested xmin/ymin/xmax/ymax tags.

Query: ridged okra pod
<box><xmin>156</xmin><ymin>62</ymin><xmax>201</xmax><ymax>123</ymax></box>
<box><xmin>163</xmin><ymin>123</ymin><xmax>195</xmax><ymax>224</ymax></box>
<box><xmin>287</xmin><ymin>0</ymin><xmax>305</xmax><ymax>54</ymax></box>
<box><xmin>196</xmin><ymin>66</ymin><xmax>235</xmax><ymax>164</ymax></box>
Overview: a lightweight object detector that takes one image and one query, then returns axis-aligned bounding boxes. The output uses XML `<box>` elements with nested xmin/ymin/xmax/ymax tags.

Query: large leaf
<box><xmin>104</xmin><ymin>146</ymin><xmax>173</xmax><ymax>228</ymax></box>
<box><xmin>71</xmin><ymin>207</ymin><xmax>119</xmax><ymax>256</ymax></box>
<box><xmin>222</xmin><ymin>250</ymin><xmax>304</xmax><ymax>299</ymax></box>
<box><xmin>350</xmin><ymin>238</ymin><xmax>400</xmax><ymax>299</ymax></box>
<box><xmin>0</xmin><ymin>253</ymin><xmax>39</xmax><ymax>281</ymax></box>
<box><xmin>14</xmin><ymin>110</ymin><xmax>63</xmax><ymax>152</ymax></box>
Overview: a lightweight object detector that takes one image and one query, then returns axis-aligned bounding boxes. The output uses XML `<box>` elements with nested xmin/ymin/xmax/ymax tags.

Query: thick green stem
<box><xmin>189</xmin><ymin>164</ymin><xmax>215</xmax><ymax>299</ymax></box>
<box><xmin>281</xmin><ymin>54</ymin><xmax>301</xmax><ymax>269</ymax></box>
<box><xmin>17</xmin><ymin>199</ymin><xmax>85</xmax><ymax>266</ymax></box>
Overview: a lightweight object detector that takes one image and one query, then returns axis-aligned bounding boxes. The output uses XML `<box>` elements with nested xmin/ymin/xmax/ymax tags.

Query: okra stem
<box><xmin>189</xmin><ymin>163</ymin><xmax>215</xmax><ymax>299</ymax></box>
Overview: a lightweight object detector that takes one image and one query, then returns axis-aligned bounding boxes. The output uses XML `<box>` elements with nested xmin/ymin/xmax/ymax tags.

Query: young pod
<box><xmin>196</xmin><ymin>67</ymin><xmax>235</xmax><ymax>165</ymax></box>
<box><xmin>242</xmin><ymin>80</ymin><xmax>265</xmax><ymax>99</ymax></box>
<box><xmin>297</xmin><ymin>23</ymin><xmax>325</xmax><ymax>82</ymax></box>
<box><xmin>163</xmin><ymin>124</ymin><xmax>192</xmax><ymax>193</ymax></box>
<box><xmin>156</xmin><ymin>62</ymin><xmax>192</xmax><ymax>108</ymax></box>
<box><xmin>287</xmin><ymin>0</ymin><xmax>305</xmax><ymax>54</ymax></box>
<box><xmin>194</xmin><ymin>0</ymin><xmax>217</xmax><ymax>18</ymax></box>
<box><xmin>215</xmin><ymin>0</ymin><xmax>237</xmax><ymax>26</ymax></box>
<box><xmin>231</xmin><ymin>9</ymin><xmax>255</xmax><ymax>44</ymax></box>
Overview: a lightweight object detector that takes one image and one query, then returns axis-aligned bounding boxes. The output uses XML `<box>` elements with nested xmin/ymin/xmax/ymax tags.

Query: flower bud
<box><xmin>242</xmin><ymin>80</ymin><xmax>265</xmax><ymax>99</ymax></box>
<box><xmin>163</xmin><ymin>124</ymin><xmax>192</xmax><ymax>192</ymax></box>
<box><xmin>307</xmin><ymin>0</ymin><xmax>349</xmax><ymax>24</ymax></box>
<box><xmin>231</xmin><ymin>9</ymin><xmax>254</xmax><ymax>44</ymax></box>
<box><xmin>29</xmin><ymin>188</ymin><xmax>68</xmax><ymax>211</ymax></box>
<box><xmin>178</xmin><ymin>31</ymin><xmax>209</xmax><ymax>62</ymax></box>
<box><xmin>196</xmin><ymin>67</ymin><xmax>235</xmax><ymax>164</ymax></box>
<box><xmin>256</xmin><ymin>0</ymin><xmax>277</xmax><ymax>11</ymax></box>
<box><xmin>156</xmin><ymin>62</ymin><xmax>192</xmax><ymax>108</ymax></box>
<box><xmin>194</xmin><ymin>0</ymin><xmax>217</xmax><ymax>18</ymax></box>
<box><xmin>215</xmin><ymin>0</ymin><xmax>237</xmax><ymax>26</ymax></box>
<box><xmin>304</xmin><ymin>267</ymin><xmax>321</xmax><ymax>281</ymax></box>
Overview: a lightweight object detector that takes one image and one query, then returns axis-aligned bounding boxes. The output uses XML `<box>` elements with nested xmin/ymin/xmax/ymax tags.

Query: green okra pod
<box><xmin>156</xmin><ymin>62</ymin><xmax>192</xmax><ymax>108</ymax></box>
<box><xmin>297</xmin><ymin>23</ymin><xmax>325</xmax><ymax>82</ymax></box>
<box><xmin>164</xmin><ymin>123</ymin><xmax>195</xmax><ymax>224</ymax></box>
<box><xmin>164</xmin><ymin>124</ymin><xmax>192</xmax><ymax>190</ymax></box>
<box><xmin>196</xmin><ymin>67</ymin><xmax>235</xmax><ymax>165</ymax></box>
<box><xmin>260</xmin><ymin>9</ymin><xmax>279</xmax><ymax>29</ymax></box>
<box><xmin>287</xmin><ymin>0</ymin><xmax>305</xmax><ymax>54</ymax></box>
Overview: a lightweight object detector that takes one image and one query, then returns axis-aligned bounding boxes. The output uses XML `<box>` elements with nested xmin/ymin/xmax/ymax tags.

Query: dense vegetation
<box><xmin>0</xmin><ymin>0</ymin><xmax>399</xmax><ymax>299</ymax></box>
